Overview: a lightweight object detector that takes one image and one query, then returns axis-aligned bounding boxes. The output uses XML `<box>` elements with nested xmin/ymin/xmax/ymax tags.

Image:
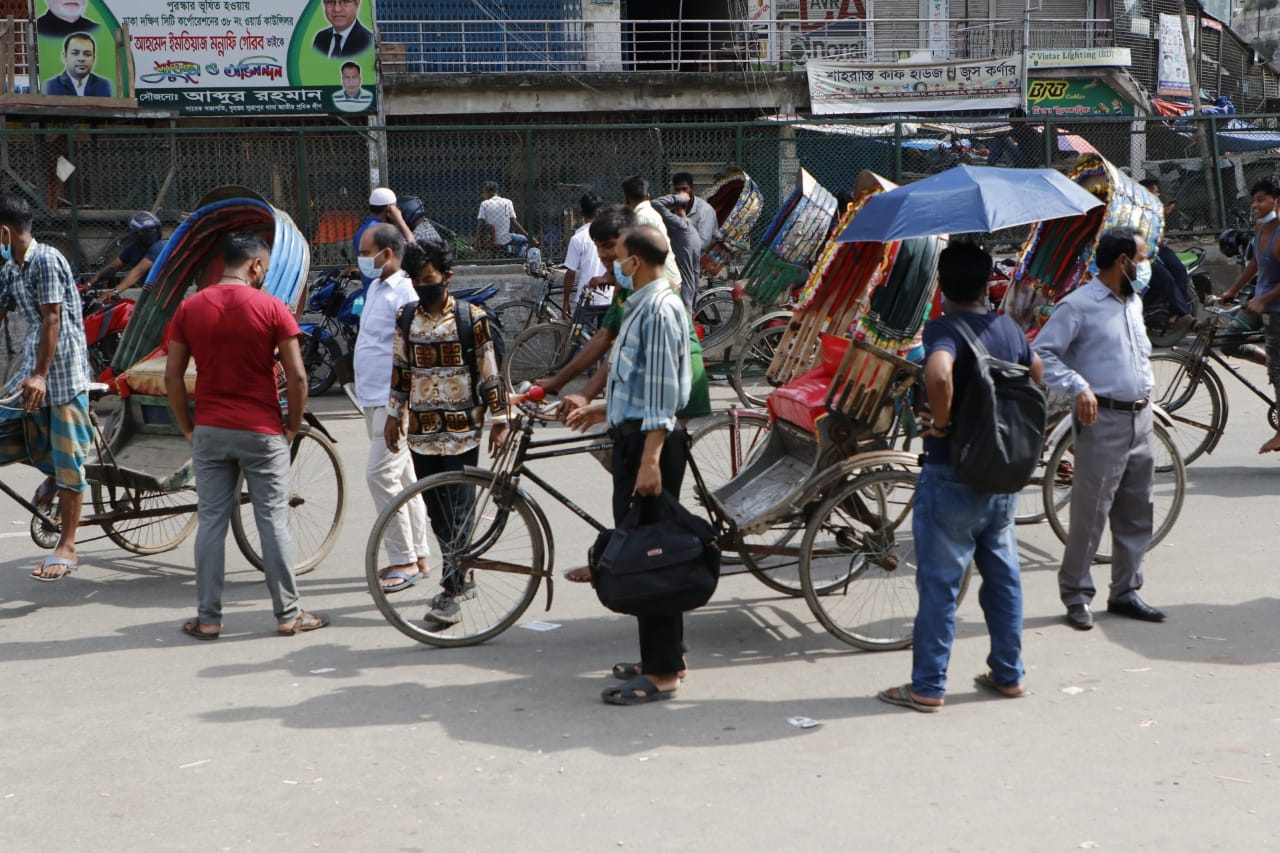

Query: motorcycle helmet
<box><xmin>128</xmin><ymin>211</ymin><xmax>162</xmax><ymax>247</ymax></box>
<box><xmin>1218</xmin><ymin>228</ymin><xmax>1246</xmax><ymax>259</ymax></box>
<box><xmin>397</xmin><ymin>196</ymin><xmax>426</xmax><ymax>229</ymax></box>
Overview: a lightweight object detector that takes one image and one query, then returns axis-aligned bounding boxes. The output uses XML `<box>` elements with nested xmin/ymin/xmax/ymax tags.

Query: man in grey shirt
<box><xmin>651</xmin><ymin>190</ymin><xmax>705</xmax><ymax>314</ymax></box>
<box><xmin>1033</xmin><ymin>227</ymin><xmax>1166</xmax><ymax>631</ymax></box>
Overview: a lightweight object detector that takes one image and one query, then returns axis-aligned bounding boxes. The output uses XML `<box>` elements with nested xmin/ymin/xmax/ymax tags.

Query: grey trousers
<box><xmin>192</xmin><ymin>425</ymin><xmax>300</xmax><ymax>624</ymax></box>
<box><xmin>1059</xmin><ymin>406</ymin><xmax>1154</xmax><ymax>607</ymax></box>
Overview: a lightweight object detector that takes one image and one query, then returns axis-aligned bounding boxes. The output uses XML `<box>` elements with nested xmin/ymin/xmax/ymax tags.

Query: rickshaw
<box><xmin>363</xmin><ymin>171</ymin><xmax>948</xmax><ymax>651</ymax></box>
<box><xmin>20</xmin><ymin>187</ymin><xmax>345</xmax><ymax>573</ymax></box>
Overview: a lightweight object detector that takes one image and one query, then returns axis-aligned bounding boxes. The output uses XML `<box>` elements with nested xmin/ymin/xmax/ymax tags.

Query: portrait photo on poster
<box><xmin>311</xmin><ymin>0</ymin><xmax>372</xmax><ymax>59</ymax></box>
<box><xmin>331</xmin><ymin>60</ymin><xmax>373</xmax><ymax>112</ymax></box>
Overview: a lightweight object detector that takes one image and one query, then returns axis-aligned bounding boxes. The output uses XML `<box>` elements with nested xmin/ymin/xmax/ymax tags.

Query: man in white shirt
<box><xmin>353</xmin><ymin>224</ymin><xmax>431</xmax><ymax>591</ymax></box>
<box><xmin>476</xmin><ymin>181</ymin><xmax>533</xmax><ymax>257</ymax></box>
<box><xmin>561</xmin><ymin>192</ymin><xmax>613</xmax><ymax>316</ymax></box>
<box><xmin>622</xmin><ymin>175</ymin><xmax>682</xmax><ymax>292</ymax></box>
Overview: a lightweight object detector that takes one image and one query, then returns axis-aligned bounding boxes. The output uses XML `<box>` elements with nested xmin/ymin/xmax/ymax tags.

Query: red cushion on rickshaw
<box><xmin>819</xmin><ymin>333</ymin><xmax>850</xmax><ymax>372</ymax></box>
<box><xmin>768</xmin><ymin>364</ymin><xmax>831</xmax><ymax>434</ymax></box>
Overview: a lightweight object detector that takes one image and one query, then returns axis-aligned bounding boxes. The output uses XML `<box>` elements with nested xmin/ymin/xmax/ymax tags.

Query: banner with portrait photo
<box><xmin>34</xmin><ymin>0</ymin><xmax>128</xmax><ymax>99</ymax></box>
<box><xmin>42</xmin><ymin>0</ymin><xmax>380</xmax><ymax>115</ymax></box>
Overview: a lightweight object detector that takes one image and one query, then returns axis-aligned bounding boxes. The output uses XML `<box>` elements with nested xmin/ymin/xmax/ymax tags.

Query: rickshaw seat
<box><xmin>118</xmin><ymin>353</ymin><xmax>197</xmax><ymax>400</ymax></box>
<box><xmin>767</xmin><ymin>334</ymin><xmax>850</xmax><ymax>433</ymax></box>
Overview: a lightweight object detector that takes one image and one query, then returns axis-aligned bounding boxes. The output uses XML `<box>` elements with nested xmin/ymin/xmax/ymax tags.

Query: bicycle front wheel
<box><xmin>505</xmin><ymin>322</ymin><xmax>571</xmax><ymax>388</ymax></box>
<box><xmin>1149</xmin><ymin>352</ymin><xmax>1225</xmax><ymax>465</ymax></box>
<box><xmin>232</xmin><ymin>427</ymin><xmax>346</xmax><ymax>575</ymax></box>
<box><xmin>366</xmin><ymin>470</ymin><xmax>546</xmax><ymax>647</ymax></box>
<box><xmin>1042</xmin><ymin>421</ymin><xmax>1185</xmax><ymax>564</ymax></box>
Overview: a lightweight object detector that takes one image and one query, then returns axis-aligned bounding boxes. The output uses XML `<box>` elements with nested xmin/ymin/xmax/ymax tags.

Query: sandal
<box><xmin>612</xmin><ymin>661</ymin><xmax>688</xmax><ymax>681</ymax></box>
<box><xmin>973</xmin><ymin>671</ymin><xmax>1027</xmax><ymax>698</ymax></box>
<box><xmin>30</xmin><ymin>555</ymin><xmax>77</xmax><ymax>583</ymax></box>
<box><xmin>277</xmin><ymin>610</ymin><xmax>330</xmax><ymax>636</ymax></box>
<box><xmin>877</xmin><ymin>683</ymin><xmax>943</xmax><ymax>713</ymax></box>
<box><xmin>181</xmin><ymin>618</ymin><xmax>221</xmax><ymax>641</ymax></box>
<box><xmin>602</xmin><ymin>675</ymin><xmax>676</xmax><ymax>706</ymax></box>
<box><xmin>379</xmin><ymin>569</ymin><xmax>428</xmax><ymax>593</ymax></box>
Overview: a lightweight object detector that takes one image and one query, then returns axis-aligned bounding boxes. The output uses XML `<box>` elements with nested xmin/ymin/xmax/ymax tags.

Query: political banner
<box><xmin>807</xmin><ymin>56</ymin><xmax>1021</xmax><ymax>115</ymax></box>
<box><xmin>35</xmin><ymin>0</ymin><xmax>379</xmax><ymax>115</ymax></box>
<box><xmin>1157</xmin><ymin>13</ymin><xmax>1194</xmax><ymax>98</ymax></box>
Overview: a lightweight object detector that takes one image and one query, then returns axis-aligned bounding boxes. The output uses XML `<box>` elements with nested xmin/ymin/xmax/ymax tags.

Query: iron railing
<box><xmin>375</xmin><ymin>17</ymin><xmax>1115</xmax><ymax>74</ymax></box>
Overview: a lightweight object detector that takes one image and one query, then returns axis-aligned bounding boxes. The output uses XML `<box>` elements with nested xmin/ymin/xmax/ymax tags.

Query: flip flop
<box><xmin>379</xmin><ymin>569</ymin><xmax>428</xmax><ymax>593</ymax></box>
<box><xmin>973</xmin><ymin>672</ymin><xmax>1027</xmax><ymax>698</ymax></box>
<box><xmin>181</xmin><ymin>618</ymin><xmax>221</xmax><ymax>641</ymax></box>
<box><xmin>30</xmin><ymin>555</ymin><xmax>77</xmax><ymax>583</ymax></box>
<box><xmin>277</xmin><ymin>610</ymin><xmax>330</xmax><ymax>636</ymax></box>
<box><xmin>601</xmin><ymin>675</ymin><xmax>676</xmax><ymax>706</ymax></box>
<box><xmin>877</xmin><ymin>683</ymin><xmax>942</xmax><ymax>713</ymax></box>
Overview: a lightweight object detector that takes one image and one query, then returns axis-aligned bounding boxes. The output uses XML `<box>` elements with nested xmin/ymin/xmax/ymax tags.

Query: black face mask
<box><xmin>414</xmin><ymin>283</ymin><xmax>447</xmax><ymax>305</ymax></box>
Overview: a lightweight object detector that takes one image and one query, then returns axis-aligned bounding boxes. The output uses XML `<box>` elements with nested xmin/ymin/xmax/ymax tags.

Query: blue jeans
<box><xmin>911</xmin><ymin>464</ymin><xmax>1024</xmax><ymax>698</ymax></box>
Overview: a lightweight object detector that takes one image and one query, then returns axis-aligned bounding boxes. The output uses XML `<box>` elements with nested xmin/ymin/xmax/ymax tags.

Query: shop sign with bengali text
<box><xmin>1028</xmin><ymin>79</ymin><xmax>1133</xmax><ymax>117</ymax></box>
<box><xmin>807</xmin><ymin>55</ymin><xmax>1021</xmax><ymax>115</ymax></box>
<box><xmin>35</xmin><ymin>0</ymin><xmax>379</xmax><ymax>116</ymax></box>
<box><xmin>1027</xmin><ymin>47</ymin><xmax>1131</xmax><ymax>69</ymax></box>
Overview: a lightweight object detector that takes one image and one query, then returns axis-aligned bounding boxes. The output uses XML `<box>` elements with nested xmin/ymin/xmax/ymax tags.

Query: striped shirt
<box><xmin>0</xmin><ymin>240</ymin><xmax>90</xmax><ymax>405</ymax></box>
<box><xmin>388</xmin><ymin>294</ymin><xmax>507</xmax><ymax>456</ymax></box>
<box><xmin>606</xmin><ymin>278</ymin><xmax>691</xmax><ymax>433</ymax></box>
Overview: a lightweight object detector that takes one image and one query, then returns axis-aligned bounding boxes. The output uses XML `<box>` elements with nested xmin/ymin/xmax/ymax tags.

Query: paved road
<box><xmin>1</xmin><ymin>376</ymin><xmax>1277</xmax><ymax>851</ymax></box>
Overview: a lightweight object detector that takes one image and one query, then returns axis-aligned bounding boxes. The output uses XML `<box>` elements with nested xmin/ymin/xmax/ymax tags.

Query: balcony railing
<box><xmin>376</xmin><ymin>17</ymin><xmax>1115</xmax><ymax>75</ymax></box>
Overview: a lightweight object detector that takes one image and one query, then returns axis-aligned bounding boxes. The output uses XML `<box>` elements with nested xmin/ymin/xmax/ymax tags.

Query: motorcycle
<box><xmin>299</xmin><ymin>268</ymin><xmax>363</xmax><ymax>396</ymax></box>
<box><xmin>76</xmin><ymin>276</ymin><xmax>135</xmax><ymax>388</ymax></box>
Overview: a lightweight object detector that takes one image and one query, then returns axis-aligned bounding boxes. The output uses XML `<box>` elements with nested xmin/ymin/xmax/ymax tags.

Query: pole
<box><xmin>1177</xmin><ymin>0</ymin><xmax>1219</xmax><ymax>225</ymax></box>
<box><xmin>1020</xmin><ymin>0</ymin><xmax>1032</xmax><ymax>111</ymax></box>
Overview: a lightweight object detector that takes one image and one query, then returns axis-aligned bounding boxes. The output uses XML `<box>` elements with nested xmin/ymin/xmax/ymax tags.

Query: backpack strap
<box><xmin>397</xmin><ymin>299</ymin><xmax>419</xmax><ymax>355</ymax></box>
<box><xmin>453</xmin><ymin>297</ymin><xmax>482</xmax><ymax>397</ymax></box>
<box><xmin>943</xmin><ymin>313</ymin><xmax>990</xmax><ymax>360</ymax></box>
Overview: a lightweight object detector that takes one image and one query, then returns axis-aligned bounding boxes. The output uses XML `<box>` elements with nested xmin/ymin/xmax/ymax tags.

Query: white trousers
<box><xmin>364</xmin><ymin>406</ymin><xmax>430</xmax><ymax>567</ymax></box>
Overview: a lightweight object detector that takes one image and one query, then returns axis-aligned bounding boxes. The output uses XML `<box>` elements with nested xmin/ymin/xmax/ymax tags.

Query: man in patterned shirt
<box><xmin>0</xmin><ymin>193</ymin><xmax>92</xmax><ymax>581</ymax></box>
<box><xmin>385</xmin><ymin>241</ymin><xmax>509</xmax><ymax>626</ymax></box>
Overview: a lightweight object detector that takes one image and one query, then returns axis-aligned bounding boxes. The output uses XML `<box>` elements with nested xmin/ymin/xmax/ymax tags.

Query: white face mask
<box><xmin>357</xmin><ymin>252</ymin><xmax>383</xmax><ymax>279</ymax></box>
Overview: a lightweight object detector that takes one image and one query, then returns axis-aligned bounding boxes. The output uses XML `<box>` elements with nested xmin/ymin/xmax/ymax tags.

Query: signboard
<box><xmin>1157</xmin><ymin>13</ymin><xmax>1194</xmax><ymax>98</ymax></box>
<box><xmin>34</xmin><ymin>0</ymin><xmax>127</xmax><ymax>97</ymax></box>
<box><xmin>807</xmin><ymin>56</ymin><xmax>1022</xmax><ymax>115</ymax></box>
<box><xmin>1028</xmin><ymin>47</ymin><xmax>1132</xmax><ymax>69</ymax></box>
<box><xmin>36</xmin><ymin>0</ymin><xmax>379</xmax><ymax>115</ymax></box>
<box><xmin>1027</xmin><ymin>79</ymin><xmax>1134</xmax><ymax>117</ymax></box>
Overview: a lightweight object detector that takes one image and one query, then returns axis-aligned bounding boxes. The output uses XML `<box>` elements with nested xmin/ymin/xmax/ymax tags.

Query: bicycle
<box><xmin>490</xmin><ymin>256</ymin><xmax>569</xmax><ymax>353</ymax></box>
<box><xmin>1149</xmin><ymin>301</ymin><xmax>1274</xmax><ymax>465</ymax></box>
<box><xmin>503</xmin><ymin>280</ymin><xmax>609</xmax><ymax>388</ymax></box>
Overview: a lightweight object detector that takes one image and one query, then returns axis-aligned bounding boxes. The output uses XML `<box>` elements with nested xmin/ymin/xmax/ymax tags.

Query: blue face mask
<box><xmin>612</xmin><ymin>258</ymin><xmax>634</xmax><ymax>291</ymax></box>
<box><xmin>0</xmin><ymin>231</ymin><xmax>11</xmax><ymax>262</ymax></box>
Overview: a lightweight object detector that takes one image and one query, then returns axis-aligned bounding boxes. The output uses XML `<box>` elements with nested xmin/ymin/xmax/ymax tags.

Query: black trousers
<box><xmin>412</xmin><ymin>446</ymin><xmax>480</xmax><ymax>595</ymax></box>
<box><xmin>610</xmin><ymin>423</ymin><xmax>688</xmax><ymax>675</ymax></box>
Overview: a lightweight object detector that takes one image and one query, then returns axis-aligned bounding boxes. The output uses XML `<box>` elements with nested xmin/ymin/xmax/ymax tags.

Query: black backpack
<box><xmin>944</xmin><ymin>315</ymin><xmax>1047</xmax><ymax>494</ymax></box>
<box><xmin>397</xmin><ymin>295</ymin><xmax>506</xmax><ymax>397</ymax></box>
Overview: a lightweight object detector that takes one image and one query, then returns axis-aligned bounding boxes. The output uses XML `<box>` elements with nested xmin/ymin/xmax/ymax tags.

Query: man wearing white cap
<box><xmin>356</xmin><ymin>188</ymin><xmax>414</xmax><ymax>280</ymax></box>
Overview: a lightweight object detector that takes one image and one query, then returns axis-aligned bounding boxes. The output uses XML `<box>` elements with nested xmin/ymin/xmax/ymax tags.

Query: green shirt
<box><xmin>604</xmin><ymin>282</ymin><xmax>711</xmax><ymax>420</ymax></box>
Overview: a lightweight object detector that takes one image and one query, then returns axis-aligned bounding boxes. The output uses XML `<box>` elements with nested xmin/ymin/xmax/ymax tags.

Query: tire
<box><xmin>493</xmin><ymin>299</ymin><xmax>558</xmax><ymax>348</ymax></box>
<box><xmin>365</xmin><ymin>470</ymin><xmax>545</xmax><ymax>647</ymax></box>
<box><xmin>693</xmin><ymin>288</ymin><xmax>741</xmax><ymax>353</ymax></box>
<box><xmin>798</xmin><ymin>469</ymin><xmax>973</xmax><ymax>650</ymax></box>
<box><xmin>91</xmin><ymin>482</ymin><xmax>198</xmax><ymax>555</ymax></box>
<box><xmin>301</xmin><ymin>330</ymin><xmax>340</xmax><ymax>396</ymax></box>
<box><xmin>1149</xmin><ymin>352</ymin><xmax>1225</xmax><ymax>465</ymax></box>
<box><xmin>730</xmin><ymin>323</ymin><xmax>785</xmax><ymax>408</ymax></box>
<box><xmin>29</xmin><ymin>495</ymin><xmax>61</xmax><ymax>549</ymax></box>
<box><xmin>1042</xmin><ymin>421</ymin><xmax>1185</xmax><ymax>564</ymax></box>
<box><xmin>232</xmin><ymin>427</ymin><xmax>345</xmax><ymax>575</ymax></box>
<box><xmin>505</xmin><ymin>322</ymin><xmax>571</xmax><ymax>388</ymax></box>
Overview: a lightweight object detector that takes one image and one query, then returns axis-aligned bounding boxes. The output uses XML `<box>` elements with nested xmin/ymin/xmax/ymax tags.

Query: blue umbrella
<box><xmin>838</xmin><ymin>165</ymin><xmax>1104</xmax><ymax>243</ymax></box>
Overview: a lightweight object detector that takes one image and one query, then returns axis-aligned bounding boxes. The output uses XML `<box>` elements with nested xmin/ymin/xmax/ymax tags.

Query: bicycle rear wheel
<box><xmin>1149</xmin><ymin>352</ymin><xmax>1225</xmax><ymax>465</ymax></box>
<box><xmin>232</xmin><ymin>427</ymin><xmax>345</xmax><ymax>575</ymax></box>
<box><xmin>693</xmin><ymin>288</ymin><xmax>741</xmax><ymax>353</ymax></box>
<box><xmin>1042</xmin><ymin>421</ymin><xmax>1185</xmax><ymax>564</ymax></box>
<box><xmin>92</xmin><ymin>482</ymin><xmax>198</xmax><ymax>555</ymax></box>
<box><xmin>730</xmin><ymin>323</ymin><xmax>786</xmax><ymax>408</ymax></box>
<box><xmin>366</xmin><ymin>470</ymin><xmax>545</xmax><ymax>647</ymax></box>
<box><xmin>505</xmin><ymin>322</ymin><xmax>572</xmax><ymax>388</ymax></box>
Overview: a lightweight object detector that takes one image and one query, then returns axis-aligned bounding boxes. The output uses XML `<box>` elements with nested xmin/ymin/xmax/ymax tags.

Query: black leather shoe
<box><xmin>1107</xmin><ymin>596</ymin><xmax>1167</xmax><ymax>622</ymax></box>
<box><xmin>1066</xmin><ymin>603</ymin><xmax>1093</xmax><ymax>630</ymax></box>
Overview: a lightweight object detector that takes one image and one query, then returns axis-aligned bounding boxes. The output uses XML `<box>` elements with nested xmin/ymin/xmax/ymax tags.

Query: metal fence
<box><xmin>0</xmin><ymin>114</ymin><xmax>1273</xmax><ymax>272</ymax></box>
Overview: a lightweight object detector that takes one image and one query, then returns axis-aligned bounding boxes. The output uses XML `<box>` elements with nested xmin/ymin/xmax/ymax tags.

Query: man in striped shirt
<box><xmin>567</xmin><ymin>225</ymin><xmax>692</xmax><ymax>705</ymax></box>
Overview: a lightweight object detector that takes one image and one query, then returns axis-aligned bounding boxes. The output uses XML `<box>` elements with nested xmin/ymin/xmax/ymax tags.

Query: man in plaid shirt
<box><xmin>0</xmin><ymin>194</ymin><xmax>92</xmax><ymax>581</ymax></box>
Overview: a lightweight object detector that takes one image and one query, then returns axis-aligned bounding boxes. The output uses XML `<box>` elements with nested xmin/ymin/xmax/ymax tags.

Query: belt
<box><xmin>1094</xmin><ymin>395</ymin><xmax>1149</xmax><ymax>412</ymax></box>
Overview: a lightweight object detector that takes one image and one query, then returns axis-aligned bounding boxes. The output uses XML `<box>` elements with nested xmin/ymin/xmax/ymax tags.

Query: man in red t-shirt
<box><xmin>165</xmin><ymin>232</ymin><xmax>328</xmax><ymax>640</ymax></box>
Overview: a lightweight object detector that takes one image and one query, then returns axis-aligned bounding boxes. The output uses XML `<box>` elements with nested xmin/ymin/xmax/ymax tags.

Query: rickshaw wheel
<box><xmin>232</xmin><ymin>426</ymin><xmax>345</xmax><ymax>575</ymax></box>
<box><xmin>29</xmin><ymin>496</ymin><xmax>61</xmax><ymax>549</ymax></box>
<box><xmin>799</xmin><ymin>469</ymin><xmax>974</xmax><ymax>651</ymax></box>
<box><xmin>92</xmin><ymin>482</ymin><xmax>198</xmax><ymax>555</ymax></box>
